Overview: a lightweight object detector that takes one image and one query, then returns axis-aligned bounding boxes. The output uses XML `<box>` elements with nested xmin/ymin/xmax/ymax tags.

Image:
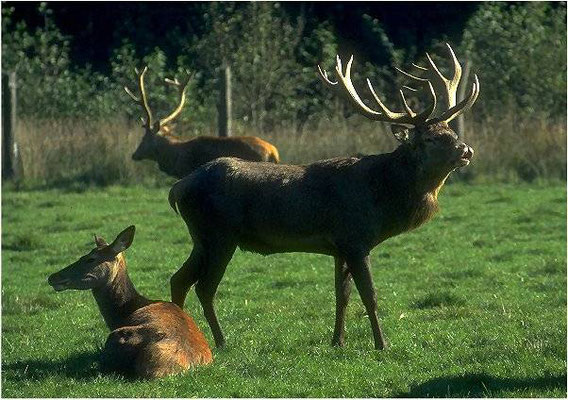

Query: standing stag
<box><xmin>168</xmin><ymin>44</ymin><xmax>479</xmax><ymax>350</ymax></box>
<box><xmin>125</xmin><ymin>67</ymin><xmax>280</xmax><ymax>179</ymax></box>
<box><xmin>48</xmin><ymin>226</ymin><xmax>212</xmax><ymax>378</ymax></box>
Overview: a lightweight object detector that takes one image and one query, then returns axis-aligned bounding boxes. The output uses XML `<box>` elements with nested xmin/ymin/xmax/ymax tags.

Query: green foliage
<box><xmin>462</xmin><ymin>2</ymin><xmax>567</xmax><ymax>120</ymax></box>
<box><xmin>2</xmin><ymin>184</ymin><xmax>566</xmax><ymax>396</ymax></box>
<box><xmin>3</xmin><ymin>2</ymin><xmax>566</xmax><ymax>127</ymax></box>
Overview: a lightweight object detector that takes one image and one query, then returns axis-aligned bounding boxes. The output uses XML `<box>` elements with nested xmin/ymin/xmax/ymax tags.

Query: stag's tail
<box><xmin>168</xmin><ymin>179</ymin><xmax>184</xmax><ymax>215</ymax></box>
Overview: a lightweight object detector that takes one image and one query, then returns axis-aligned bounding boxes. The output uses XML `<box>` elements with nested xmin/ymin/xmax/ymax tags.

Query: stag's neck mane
<box><xmin>92</xmin><ymin>259</ymin><xmax>151</xmax><ymax>331</ymax></box>
<box><xmin>372</xmin><ymin>144</ymin><xmax>450</xmax><ymax>236</ymax></box>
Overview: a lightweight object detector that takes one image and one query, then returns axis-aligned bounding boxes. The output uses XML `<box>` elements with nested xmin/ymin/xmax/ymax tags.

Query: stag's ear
<box><xmin>94</xmin><ymin>235</ymin><xmax>108</xmax><ymax>248</ymax></box>
<box><xmin>109</xmin><ymin>226</ymin><xmax>136</xmax><ymax>254</ymax></box>
<box><xmin>391</xmin><ymin>125</ymin><xmax>412</xmax><ymax>143</ymax></box>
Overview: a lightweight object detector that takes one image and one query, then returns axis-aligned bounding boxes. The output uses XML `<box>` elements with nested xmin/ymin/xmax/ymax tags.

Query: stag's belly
<box><xmin>237</xmin><ymin>231</ymin><xmax>337</xmax><ymax>256</ymax></box>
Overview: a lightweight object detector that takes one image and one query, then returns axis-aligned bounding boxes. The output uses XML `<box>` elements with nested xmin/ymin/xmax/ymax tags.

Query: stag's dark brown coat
<box><xmin>168</xmin><ymin>44</ymin><xmax>478</xmax><ymax>350</ymax></box>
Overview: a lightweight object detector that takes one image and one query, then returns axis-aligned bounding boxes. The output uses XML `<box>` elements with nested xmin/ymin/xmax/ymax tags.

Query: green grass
<box><xmin>2</xmin><ymin>183</ymin><xmax>566</xmax><ymax>397</ymax></box>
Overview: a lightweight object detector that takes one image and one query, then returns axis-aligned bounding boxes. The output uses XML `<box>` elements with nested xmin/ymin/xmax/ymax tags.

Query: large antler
<box><xmin>318</xmin><ymin>43</ymin><xmax>479</xmax><ymax>127</ymax></box>
<box><xmin>394</xmin><ymin>43</ymin><xmax>480</xmax><ymax>124</ymax></box>
<box><xmin>160</xmin><ymin>71</ymin><xmax>192</xmax><ymax>127</ymax></box>
<box><xmin>318</xmin><ymin>56</ymin><xmax>437</xmax><ymax>127</ymax></box>
<box><xmin>124</xmin><ymin>66</ymin><xmax>154</xmax><ymax>128</ymax></box>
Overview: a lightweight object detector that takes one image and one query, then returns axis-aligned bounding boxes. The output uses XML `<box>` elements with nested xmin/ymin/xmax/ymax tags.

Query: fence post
<box><xmin>2</xmin><ymin>71</ymin><xmax>21</xmax><ymax>180</ymax></box>
<box><xmin>217</xmin><ymin>63</ymin><xmax>232</xmax><ymax>137</ymax></box>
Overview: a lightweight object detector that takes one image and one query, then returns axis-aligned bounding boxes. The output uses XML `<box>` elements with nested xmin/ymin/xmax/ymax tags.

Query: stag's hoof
<box><xmin>331</xmin><ymin>336</ymin><xmax>346</xmax><ymax>347</ymax></box>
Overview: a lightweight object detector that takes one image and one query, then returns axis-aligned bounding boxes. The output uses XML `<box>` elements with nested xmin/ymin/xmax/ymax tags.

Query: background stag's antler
<box><xmin>125</xmin><ymin>67</ymin><xmax>192</xmax><ymax>132</ymax></box>
<box><xmin>160</xmin><ymin>71</ymin><xmax>192</xmax><ymax>127</ymax></box>
<box><xmin>124</xmin><ymin>66</ymin><xmax>154</xmax><ymax>128</ymax></box>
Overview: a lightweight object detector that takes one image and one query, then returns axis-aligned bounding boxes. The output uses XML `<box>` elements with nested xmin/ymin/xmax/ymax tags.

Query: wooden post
<box><xmin>217</xmin><ymin>64</ymin><xmax>232</xmax><ymax>137</ymax></box>
<box><xmin>2</xmin><ymin>71</ymin><xmax>21</xmax><ymax>180</ymax></box>
<box><xmin>451</xmin><ymin>59</ymin><xmax>471</xmax><ymax>139</ymax></box>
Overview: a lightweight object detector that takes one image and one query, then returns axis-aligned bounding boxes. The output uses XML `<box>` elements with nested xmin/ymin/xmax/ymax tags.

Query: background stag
<box><xmin>125</xmin><ymin>67</ymin><xmax>280</xmax><ymax>179</ymax></box>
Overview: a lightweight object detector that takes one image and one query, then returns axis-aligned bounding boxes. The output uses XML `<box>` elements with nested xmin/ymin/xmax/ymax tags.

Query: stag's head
<box><xmin>48</xmin><ymin>226</ymin><xmax>135</xmax><ymax>291</ymax></box>
<box><xmin>125</xmin><ymin>67</ymin><xmax>191</xmax><ymax>161</ymax></box>
<box><xmin>318</xmin><ymin>44</ymin><xmax>479</xmax><ymax>178</ymax></box>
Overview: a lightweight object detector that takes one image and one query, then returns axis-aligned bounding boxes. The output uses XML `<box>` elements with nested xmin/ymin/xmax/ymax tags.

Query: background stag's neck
<box><xmin>153</xmin><ymin>135</ymin><xmax>183</xmax><ymax>176</ymax></box>
<box><xmin>92</xmin><ymin>266</ymin><xmax>151</xmax><ymax>331</ymax></box>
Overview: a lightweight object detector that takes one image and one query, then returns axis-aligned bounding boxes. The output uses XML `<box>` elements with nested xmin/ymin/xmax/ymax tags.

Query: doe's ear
<box><xmin>109</xmin><ymin>225</ymin><xmax>136</xmax><ymax>254</ymax></box>
<box><xmin>391</xmin><ymin>124</ymin><xmax>412</xmax><ymax>143</ymax></box>
<box><xmin>94</xmin><ymin>235</ymin><xmax>108</xmax><ymax>248</ymax></box>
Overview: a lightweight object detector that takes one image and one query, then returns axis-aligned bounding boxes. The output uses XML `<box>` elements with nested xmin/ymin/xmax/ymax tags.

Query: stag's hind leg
<box><xmin>332</xmin><ymin>257</ymin><xmax>352</xmax><ymax>347</ymax></box>
<box><xmin>194</xmin><ymin>239</ymin><xmax>237</xmax><ymax>348</ymax></box>
<box><xmin>171</xmin><ymin>246</ymin><xmax>205</xmax><ymax>308</ymax></box>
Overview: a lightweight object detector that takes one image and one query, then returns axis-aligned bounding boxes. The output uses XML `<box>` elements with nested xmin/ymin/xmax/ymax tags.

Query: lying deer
<box><xmin>125</xmin><ymin>67</ymin><xmax>280</xmax><ymax>179</ymax></box>
<box><xmin>47</xmin><ymin>226</ymin><xmax>212</xmax><ymax>378</ymax></box>
<box><xmin>168</xmin><ymin>44</ymin><xmax>479</xmax><ymax>350</ymax></box>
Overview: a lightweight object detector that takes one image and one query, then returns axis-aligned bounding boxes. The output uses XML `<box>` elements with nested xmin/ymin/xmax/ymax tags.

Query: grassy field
<box><xmin>1</xmin><ymin>183</ymin><xmax>566</xmax><ymax>397</ymax></box>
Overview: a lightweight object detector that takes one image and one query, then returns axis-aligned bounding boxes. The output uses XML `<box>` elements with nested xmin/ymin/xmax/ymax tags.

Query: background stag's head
<box><xmin>131</xmin><ymin>120</ymin><xmax>163</xmax><ymax>161</ymax></box>
<box><xmin>125</xmin><ymin>67</ymin><xmax>191</xmax><ymax>161</ymax></box>
<box><xmin>48</xmin><ymin>226</ymin><xmax>135</xmax><ymax>291</ymax></box>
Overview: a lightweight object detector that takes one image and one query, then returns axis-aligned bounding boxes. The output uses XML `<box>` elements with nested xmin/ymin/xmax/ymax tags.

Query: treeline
<box><xmin>3</xmin><ymin>2</ymin><xmax>566</xmax><ymax>132</ymax></box>
<box><xmin>1</xmin><ymin>2</ymin><xmax>566</xmax><ymax>186</ymax></box>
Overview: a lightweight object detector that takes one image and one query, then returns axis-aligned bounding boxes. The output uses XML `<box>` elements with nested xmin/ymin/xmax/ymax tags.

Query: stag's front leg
<box><xmin>345</xmin><ymin>254</ymin><xmax>387</xmax><ymax>350</ymax></box>
<box><xmin>332</xmin><ymin>257</ymin><xmax>352</xmax><ymax>347</ymax></box>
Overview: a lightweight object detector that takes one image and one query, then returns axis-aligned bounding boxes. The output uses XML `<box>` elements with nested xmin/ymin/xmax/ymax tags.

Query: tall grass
<box><xmin>12</xmin><ymin>113</ymin><xmax>566</xmax><ymax>188</ymax></box>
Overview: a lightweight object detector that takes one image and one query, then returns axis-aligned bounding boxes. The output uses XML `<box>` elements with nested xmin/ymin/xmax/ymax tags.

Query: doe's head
<box><xmin>48</xmin><ymin>226</ymin><xmax>135</xmax><ymax>292</ymax></box>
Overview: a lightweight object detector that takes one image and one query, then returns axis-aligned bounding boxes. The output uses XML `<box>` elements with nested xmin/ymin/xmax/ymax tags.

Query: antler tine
<box><xmin>424</xmin><ymin>43</ymin><xmax>462</xmax><ymax>109</ymax></box>
<box><xmin>394</xmin><ymin>66</ymin><xmax>429</xmax><ymax>83</ymax></box>
<box><xmin>402</xmin><ymin>85</ymin><xmax>418</xmax><ymax>92</ymax></box>
<box><xmin>334</xmin><ymin>55</ymin><xmax>409</xmax><ymax>123</ymax></box>
<box><xmin>399</xmin><ymin>88</ymin><xmax>415</xmax><ymax>117</ymax></box>
<box><xmin>433</xmin><ymin>74</ymin><xmax>479</xmax><ymax>124</ymax></box>
<box><xmin>332</xmin><ymin>54</ymin><xmax>436</xmax><ymax>126</ymax></box>
<box><xmin>159</xmin><ymin>71</ymin><xmax>192</xmax><ymax>127</ymax></box>
<box><xmin>137</xmin><ymin>66</ymin><xmax>154</xmax><ymax>127</ymax></box>
<box><xmin>124</xmin><ymin>86</ymin><xmax>140</xmax><ymax>102</ymax></box>
<box><xmin>317</xmin><ymin>64</ymin><xmax>339</xmax><ymax>88</ymax></box>
<box><xmin>124</xmin><ymin>66</ymin><xmax>153</xmax><ymax>127</ymax></box>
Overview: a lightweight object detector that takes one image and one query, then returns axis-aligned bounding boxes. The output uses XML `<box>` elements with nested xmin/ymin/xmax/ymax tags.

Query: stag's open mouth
<box><xmin>457</xmin><ymin>146</ymin><xmax>474</xmax><ymax>167</ymax></box>
<box><xmin>49</xmin><ymin>279</ymin><xmax>70</xmax><ymax>291</ymax></box>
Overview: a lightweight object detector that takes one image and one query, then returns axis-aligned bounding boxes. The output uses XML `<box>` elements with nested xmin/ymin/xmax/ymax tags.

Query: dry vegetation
<box><xmin>14</xmin><ymin>114</ymin><xmax>566</xmax><ymax>188</ymax></box>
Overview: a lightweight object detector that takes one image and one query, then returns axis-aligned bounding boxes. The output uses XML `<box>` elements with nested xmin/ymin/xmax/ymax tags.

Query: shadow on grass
<box><xmin>398</xmin><ymin>373</ymin><xmax>567</xmax><ymax>397</ymax></box>
<box><xmin>2</xmin><ymin>350</ymin><xmax>101</xmax><ymax>381</ymax></box>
